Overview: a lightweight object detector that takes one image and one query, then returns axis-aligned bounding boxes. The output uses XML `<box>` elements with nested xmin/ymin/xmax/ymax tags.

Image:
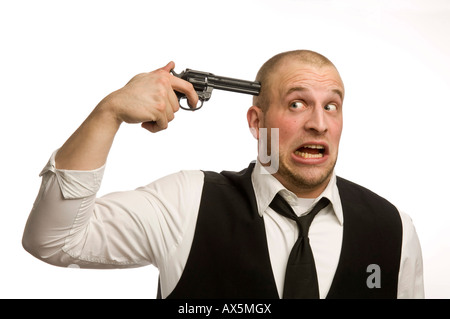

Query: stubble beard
<box><xmin>275</xmin><ymin>151</ymin><xmax>337</xmax><ymax>194</ymax></box>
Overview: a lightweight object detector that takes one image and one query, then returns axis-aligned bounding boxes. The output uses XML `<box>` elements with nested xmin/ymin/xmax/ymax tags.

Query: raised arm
<box><xmin>55</xmin><ymin>61</ymin><xmax>198</xmax><ymax>170</ymax></box>
<box><xmin>22</xmin><ymin>62</ymin><xmax>201</xmax><ymax>269</ymax></box>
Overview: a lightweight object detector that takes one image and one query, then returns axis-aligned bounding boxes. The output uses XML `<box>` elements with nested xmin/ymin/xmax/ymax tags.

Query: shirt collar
<box><xmin>251</xmin><ymin>160</ymin><xmax>343</xmax><ymax>225</ymax></box>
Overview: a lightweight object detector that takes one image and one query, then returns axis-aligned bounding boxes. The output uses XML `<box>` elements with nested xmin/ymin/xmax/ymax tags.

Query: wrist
<box><xmin>94</xmin><ymin>92</ymin><xmax>124</xmax><ymax>129</ymax></box>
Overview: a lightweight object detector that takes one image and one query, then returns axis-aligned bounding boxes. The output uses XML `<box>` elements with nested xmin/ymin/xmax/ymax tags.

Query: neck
<box><xmin>273</xmin><ymin>172</ymin><xmax>330</xmax><ymax>198</ymax></box>
<box><xmin>255</xmin><ymin>159</ymin><xmax>333</xmax><ymax>198</ymax></box>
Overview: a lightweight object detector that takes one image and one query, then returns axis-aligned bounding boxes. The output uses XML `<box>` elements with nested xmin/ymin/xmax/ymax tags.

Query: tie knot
<box><xmin>298</xmin><ymin>197</ymin><xmax>330</xmax><ymax>235</ymax></box>
<box><xmin>269</xmin><ymin>194</ymin><xmax>330</xmax><ymax>237</ymax></box>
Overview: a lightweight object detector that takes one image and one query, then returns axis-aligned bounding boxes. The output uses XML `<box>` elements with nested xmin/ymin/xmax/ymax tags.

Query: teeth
<box><xmin>302</xmin><ymin>144</ymin><xmax>325</xmax><ymax>149</ymax></box>
<box><xmin>295</xmin><ymin>144</ymin><xmax>325</xmax><ymax>159</ymax></box>
<box><xmin>294</xmin><ymin>151</ymin><xmax>324</xmax><ymax>158</ymax></box>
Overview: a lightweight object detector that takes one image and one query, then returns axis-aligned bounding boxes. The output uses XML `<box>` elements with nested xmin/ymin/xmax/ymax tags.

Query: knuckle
<box><xmin>157</xmin><ymin>75</ymin><xmax>171</xmax><ymax>87</ymax></box>
<box><xmin>153</xmin><ymin>68</ymin><xmax>167</xmax><ymax>76</ymax></box>
<box><xmin>153</xmin><ymin>100</ymin><xmax>166</xmax><ymax>112</ymax></box>
<box><xmin>150</xmin><ymin>69</ymin><xmax>170</xmax><ymax>84</ymax></box>
<box><xmin>156</xmin><ymin>87</ymin><xmax>168</xmax><ymax>99</ymax></box>
<box><xmin>186</xmin><ymin>82</ymin><xmax>195</xmax><ymax>91</ymax></box>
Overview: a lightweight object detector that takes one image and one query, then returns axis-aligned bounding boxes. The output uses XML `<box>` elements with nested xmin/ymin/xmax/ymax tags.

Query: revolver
<box><xmin>170</xmin><ymin>68</ymin><xmax>261</xmax><ymax>110</ymax></box>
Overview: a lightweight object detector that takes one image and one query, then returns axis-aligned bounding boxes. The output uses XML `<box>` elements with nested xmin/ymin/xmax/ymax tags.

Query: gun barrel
<box><xmin>208</xmin><ymin>75</ymin><xmax>261</xmax><ymax>96</ymax></box>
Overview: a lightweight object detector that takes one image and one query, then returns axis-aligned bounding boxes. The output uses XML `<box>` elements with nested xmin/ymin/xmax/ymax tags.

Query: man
<box><xmin>22</xmin><ymin>50</ymin><xmax>424</xmax><ymax>298</ymax></box>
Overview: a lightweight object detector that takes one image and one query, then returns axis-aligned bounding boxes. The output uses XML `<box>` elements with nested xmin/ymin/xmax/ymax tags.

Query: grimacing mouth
<box><xmin>294</xmin><ymin>144</ymin><xmax>326</xmax><ymax>159</ymax></box>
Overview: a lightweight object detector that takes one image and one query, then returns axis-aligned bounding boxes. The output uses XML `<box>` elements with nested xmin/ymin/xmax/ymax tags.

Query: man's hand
<box><xmin>101</xmin><ymin>61</ymin><xmax>199</xmax><ymax>133</ymax></box>
<box><xmin>55</xmin><ymin>62</ymin><xmax>198</xmax><ymax>170</ymax></box>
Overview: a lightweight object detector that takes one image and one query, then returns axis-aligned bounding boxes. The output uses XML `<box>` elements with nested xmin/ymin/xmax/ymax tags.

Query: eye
<box><xmin>290</xmin><ymin>101</ymin><xmax>306</xmax><ymax>110</ymax></box>
<box><xmin>324</xmin><ymin>104</ymin><xmax>337</xmax><ymax>111</ymax></box>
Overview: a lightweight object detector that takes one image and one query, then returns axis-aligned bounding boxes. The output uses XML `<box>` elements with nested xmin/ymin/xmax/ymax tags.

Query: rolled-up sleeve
<box><xmin>22</xmin><ymin>150</ymin><xmax>204</xmax><ymax>270</ymax></box>
<box><xmin>38</xmin><ymin>150</ymin><xmax>105</xmax><ymax>200</ymax></box>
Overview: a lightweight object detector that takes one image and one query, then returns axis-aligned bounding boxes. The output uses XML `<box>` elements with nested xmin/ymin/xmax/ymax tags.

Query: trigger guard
<box><xmin>179</xmin><ymin>97</ymin><xmax>204</xmax><ymax>111</ymax></box>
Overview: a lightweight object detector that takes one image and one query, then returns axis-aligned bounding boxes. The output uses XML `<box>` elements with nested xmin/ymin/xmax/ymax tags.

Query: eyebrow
<box><xmin>286</xmin><ymin>86</ymin><xmax>344</xmax><ymax>101</ymax></box>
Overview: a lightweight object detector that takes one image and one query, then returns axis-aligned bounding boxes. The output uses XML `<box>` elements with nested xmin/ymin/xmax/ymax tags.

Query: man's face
<box><xmin>259</xmin><ymin>60</ymin><xmax>344</xmax><ymax>197</ymax></box>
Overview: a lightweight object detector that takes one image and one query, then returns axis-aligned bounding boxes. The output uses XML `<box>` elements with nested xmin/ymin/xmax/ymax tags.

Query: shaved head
<box><xmin>253</xmin><ymin>50</ymin><xmax>342</xmax><ymax>111</ymax></box>
<box><xmin>247</xmin><ymin>49</ymin><xmax>345</xmax><ymax>197</ymax></box>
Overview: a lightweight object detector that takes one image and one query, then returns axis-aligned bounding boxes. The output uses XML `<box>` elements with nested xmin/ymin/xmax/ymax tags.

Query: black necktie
<box><xmin>269</xmin><ymin>194</ymin><xmax>330</xmax><ymax>299</ymax></box>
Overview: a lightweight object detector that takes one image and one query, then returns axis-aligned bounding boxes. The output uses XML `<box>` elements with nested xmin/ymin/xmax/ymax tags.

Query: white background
<box><xmin>1</xmin><ymin>0</ymin><xmax>449</xmax><ymax>298</ymax></box>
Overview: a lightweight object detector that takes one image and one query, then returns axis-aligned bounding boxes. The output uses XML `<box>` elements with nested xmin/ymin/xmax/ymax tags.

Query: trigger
<box><xmin>179</xmin><ymin>96</ymin><xmax>204</xmax><ymax>111</ymax></box>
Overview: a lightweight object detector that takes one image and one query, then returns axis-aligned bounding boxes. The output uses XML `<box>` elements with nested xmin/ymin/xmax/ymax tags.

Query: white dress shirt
<box><xmin>22</xmin><ymin>150</ymin><xmax>424</xmax><ymax>298</ymax></box>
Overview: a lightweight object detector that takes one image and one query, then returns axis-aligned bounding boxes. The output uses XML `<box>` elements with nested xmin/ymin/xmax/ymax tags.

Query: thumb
<box><xmin>161</xmin><ymin>61</ymin><xmax>175</xmax><ymax>73</ymax></box>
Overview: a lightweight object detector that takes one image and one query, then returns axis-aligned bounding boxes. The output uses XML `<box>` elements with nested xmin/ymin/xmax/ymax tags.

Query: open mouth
<box><xmin>294</xmin><ymin>144</ymin><xmax>326</xmax><ymax>159</ymax></box>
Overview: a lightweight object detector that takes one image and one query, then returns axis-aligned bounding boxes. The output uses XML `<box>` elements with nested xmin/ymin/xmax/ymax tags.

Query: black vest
<box><xmin>163</xmin><ymin>163</ymin><xmax>402</xmax><ymax>299</ymax></box>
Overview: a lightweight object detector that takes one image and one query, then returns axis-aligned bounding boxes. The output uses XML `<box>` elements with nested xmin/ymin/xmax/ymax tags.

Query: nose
<box><xmin>304</xmin><ymin>105</ymin><xmax>328</xmax><ymax>134</ymax></box>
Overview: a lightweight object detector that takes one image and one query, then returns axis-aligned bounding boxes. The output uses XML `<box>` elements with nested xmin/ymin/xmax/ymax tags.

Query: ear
<box><xmin>247</xmin><ymin>106</ymin><xmax>264</xmax><ymax>140</ymax></box>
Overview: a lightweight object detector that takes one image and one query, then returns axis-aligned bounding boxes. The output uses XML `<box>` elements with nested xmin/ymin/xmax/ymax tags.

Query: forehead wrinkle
<box><xmin>280</xmin><ymin>71</ymin><xmax>344</xmax><ymax>102</ymax></box>
<box><xmin>283</xmin><ymin>84</ymin><xmax>344</xmax><ymax>102</ymax></box>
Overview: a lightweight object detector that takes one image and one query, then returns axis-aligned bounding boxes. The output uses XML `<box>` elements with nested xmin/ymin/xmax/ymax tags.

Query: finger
<box><xmin>141</xmin><ymin>121</ymin><xmax>157</xmax><ymax>133</ymax></box>
<box><xmin>144</xmin><ymin>96</ymin><xmax>175</xmax><ymax>133</ymax></box>
<box><xmin>141</xmin><ymin>114</ymin><xmax>169</xmax><ymax>133</ymax></box>
<box><xmin>168</xmin><ymin>89</ymin><xmax>180</xmax><ymax>113</ymax></box>
<box><xmin>164</xmin><ymin>95</ymin><xmax>176</xmax><ymax>122</ymax></box>
<box><xmin>170</xmin><ymin>77</ymin><xmax>199</xmax><ymax>109</ymax></box>
<box><xmin>161</xmin><ymin>61</ymin><xmax>175</xmax><ymax>73</ymax></box>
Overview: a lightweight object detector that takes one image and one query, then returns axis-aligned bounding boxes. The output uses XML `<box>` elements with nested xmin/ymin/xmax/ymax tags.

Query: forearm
<box><xmin>55</xmin><ymin>62</ymin><xmax>198</xmax><ymax>171</ymax></box>
<box><xmin>55</xmin><ymin>96</ymin><xmax>121</xmax><ymax>171</ymax></box>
